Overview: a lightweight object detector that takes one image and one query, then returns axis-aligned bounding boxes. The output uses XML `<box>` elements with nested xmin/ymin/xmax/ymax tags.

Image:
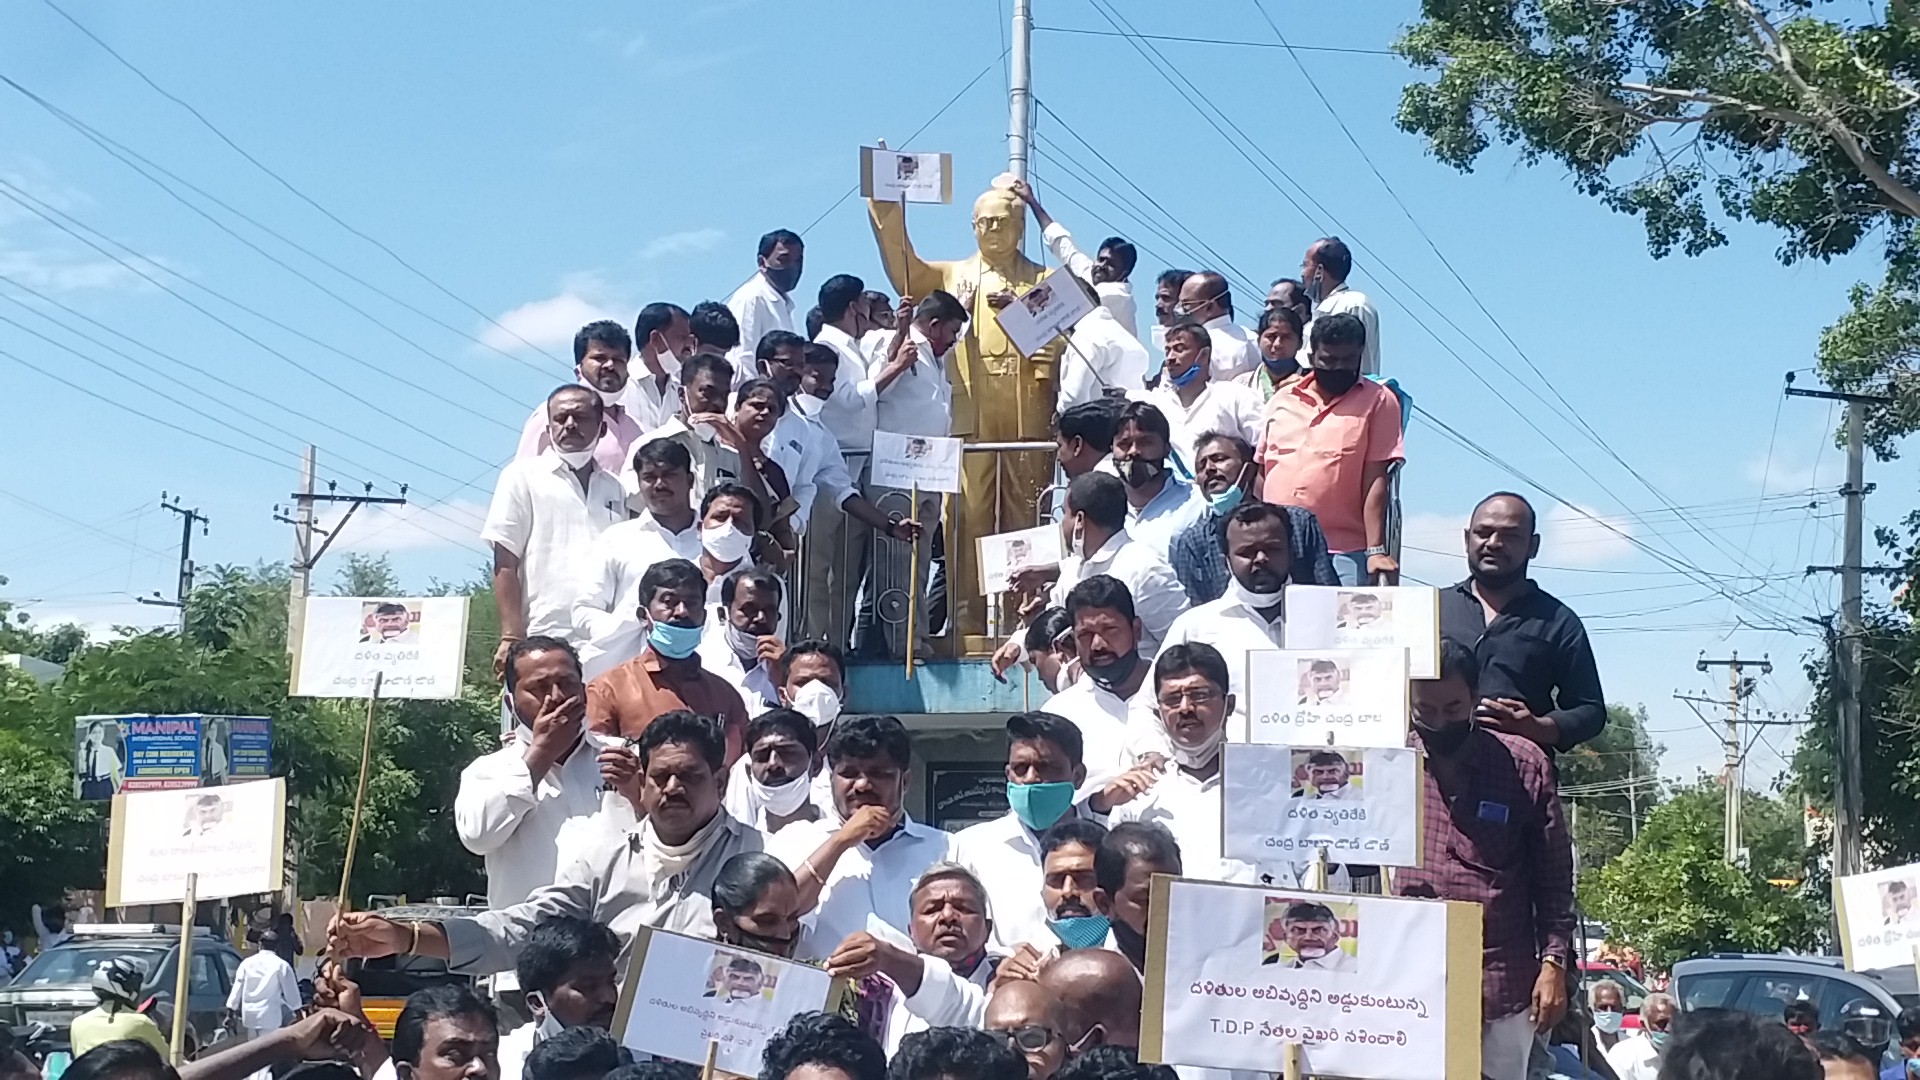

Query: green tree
<box><xmin>1559</xmin><ymin>705</ymin><xmax>1664</xmax><ymax>873</ymax></box>
<box><xmin>0</xmin><ymin>574</ymin><xmax>89</xmax><ymax>663</ymax></box>
<box><xmin>1581</xmin><ymin>782</ymin><xmax>1825</xmax><ymax>969</ymax></box>
<box><xmin>1395</xmin><ymin>0</ymin><xmax>1920</xmax><ymax>445</ymax></box>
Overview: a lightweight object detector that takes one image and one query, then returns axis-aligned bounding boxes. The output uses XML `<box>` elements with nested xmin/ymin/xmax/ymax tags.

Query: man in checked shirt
<box><xmin>1396</xmin><ymin>638</ymin><xmax>1575</xmax><ymax>1080</ymax></box>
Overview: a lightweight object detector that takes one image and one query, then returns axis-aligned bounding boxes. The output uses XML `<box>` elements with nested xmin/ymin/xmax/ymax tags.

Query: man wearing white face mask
<box><xmin>515</xmin><ymin>321</ymin><xmax>644</xmax><ymax>495</ymax></box>
<box><xmin>699</xmin><ymin>566</ymin><xmax>786</xmax><ymax>715</ymax></box>
<box><xmin>723</xmin><ymin>708</ymin><xmax>822</xmax><ymax>834</ymax></box>
<box><xmin>620</xmin><ymin>302</ymin><xmax>694</xmax><ymax>434</ymax></box>
<box><xmin>772</xmin><ymin>639</ymin><xmax>848</xmax><ymax>824</ymax></box>
<box><xmin>495</xmin><ymin>916</ymin><xmax>621</xmax><ymax>1080</ymax></box>
<box><xmin>1091</xmin><ymin>643</ymin><xmax>1255</xmax><ymax>885</ymax></box>
<box><xmin>484</xmin><ymin>386</ymin><xmax>629</xmax><ymax>676</ymax></box>
<box><xmin>1154</xmin><ymin>501</ymin><xmax>1292</xmax><ymax>742</ymax></box>
<box><xmin>456</xmin><ymin>638</ymin><xmax>638</xmax><ymax>916</ymax></box>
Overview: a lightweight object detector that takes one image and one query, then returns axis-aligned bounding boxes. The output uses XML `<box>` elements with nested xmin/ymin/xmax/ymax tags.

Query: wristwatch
<box><xmin>1364</xmin><ymin>545</ymin><xmax>1389</xmax><ymax>557</ymax></box>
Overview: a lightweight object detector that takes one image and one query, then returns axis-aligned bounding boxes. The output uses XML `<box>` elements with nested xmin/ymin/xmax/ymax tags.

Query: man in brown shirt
<box><xmin>587</xmin><ymin>558</ymin><xmax>749</xmax><ymax>765</ymax></box>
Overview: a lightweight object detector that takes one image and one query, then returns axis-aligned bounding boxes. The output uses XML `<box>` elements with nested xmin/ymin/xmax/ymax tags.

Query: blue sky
<box><xmin>1</xmin><ymin>0</ymin><xmax>1908</xmax><ymax>790</ymax></box>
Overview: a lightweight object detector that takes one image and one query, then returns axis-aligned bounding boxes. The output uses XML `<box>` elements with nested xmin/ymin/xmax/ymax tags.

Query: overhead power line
<box><xmin>1032</xmin><ymin>24</ymin><xmax>1398</xmax><ymax>56</ymax></box>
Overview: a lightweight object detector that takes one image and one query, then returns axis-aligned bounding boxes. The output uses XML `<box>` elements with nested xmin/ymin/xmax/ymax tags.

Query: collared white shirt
<box><xmin>725</xmin><ymin>271</ymin><xmax>795</xmax><ymax>388</ymax></box>
<box><xmin>881</xmin><ymin>952</ymin><xmax>996</xmax><ymax>1055</ymax></box>
<box><xmin>571</xmin><ymin>512</ymin><xmax>703</xmax><ymax>658</ymax></box>
<box><xmin>1122</xmin><ymin>474</ymin><xmax>1207</xmax><ymax>562</ymax></box>
<box><xmin>1604</xmin><ymin>1033</ymin><xmax>1663</xmax><ymax>1080</ymax></box>
<box><xmin>1154</xmin><ymin>593</ymin><xmax>1286</xmax><ymax>741</ymax></box>
<box><xmin>1041</xmin><ymin>221</ymin><xmax>1138</xmax><ymax>340</ymax></box>
<box><xmin>454</xmin><ymin>730</ymin><xmax>638</xmax><ymax>910</ymax></box>
<box><xmin>1059</xmin><ymin>306</ymin><xmax>1150</xmax><ymax>413</ymax></box>
<box><xmin>871</xmin><ymin>326</ymin><xmax>954</xmax><ymax>439</ymax></box>
<box><xmin>861</xmin><ymin>327</ymin><xmax>898</xmax><ymax>368</ymax></box>
<box><xmin>1046</xmin><ymin>529</ymin><xmax>1190</xmax><ymax>657</ymax></box>
<box><xmin>619</xmin><ymin>357</ymin><xmax>682</xmax><ymax>435</ymax></box>
<box><xmin>697</xmin><ymin>607</ymin><xmax>781</xmax><ymax>716</ymax></box>
<box><xmin>1202</xmin><ymin>315</ymin><xmax>1261</xmax><ymax>381</ymax></box>
<box><xmin>1106</xmin><ymin>767</ymin><xmax>1256</xmax><ymax>885</ymax></box>
<box><xmin>1137</xmin><ymin>382</ymin><xmax>1265</xmax><ymax>467</ymax></box>
<box><xmin>1035</xmin><ymin>678</ymin><xmax>1150</xmax><ymax>790</ymax></box>
<box><xmin>812</xmin><ymin>324</ymin><xmax>879</xmax><ymax>452</ymax></box>
<box><xmin>496</xmin><ymin>1022</ymin><xmax>538</xmax><ymax>1080</ymax></box>
<box><xmin>224</xmin><ymin>949</ymin><xmax>300</xmax><ymax>1033</ymax></box>
<box><xmin>479</xmin><ymin>455</ymin><xmax>628</xmax><ymax>641</ymax></box>
<box><xmin>1299</xmin><ymin>283</ymin><xmax>1380</xmax><ymax>376</ymax></box>
<box><xmin>764</xmin><ymin>408</ymin><xmax>857</xmax><ymax>531</ymax></box>
<box><xmin>766</xmin><ymin>816</ymin><xmax>952</xmax><ymax>960</ymax></box>
<box><xmin>952</xmin><ymin>810</ymin><xmax>1101</xmax><ymax>953</ymax></box>
<box><xmin>515</xmin><ymin>394</ymin><xmax>645</xmax><ymax>497</ymax></box>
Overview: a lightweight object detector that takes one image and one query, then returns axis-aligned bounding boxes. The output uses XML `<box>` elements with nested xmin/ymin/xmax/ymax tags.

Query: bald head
<box><xmin>1039</xmin><ymin>949</ymin><xmax>1142</xmax><ymax>1049</ymax></box>
<box><xmin>1177</xmin><ymin>271</ymin><xmax>1232</xmax><ymax>322</ymax></box>
<box><xmin>987</xmin><ymin>981</ymin><xmax>1071</xmax><ymax>1080</ymax></box>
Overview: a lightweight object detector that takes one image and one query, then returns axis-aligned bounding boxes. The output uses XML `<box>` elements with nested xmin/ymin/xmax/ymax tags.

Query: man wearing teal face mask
<box><xmin>1165</xmin><ymin>432</ymin><xmax>1340</xmax><ymax>605</ymax></box>
<box><xmin>953</xmin><ymin>713</ymin><xmax>1091</xmax><ymax>953</ymax></box>
<box><xmin>586</xmin><ymin>558</ymin><xmax>750</xmax><ymax>767</ymax></box>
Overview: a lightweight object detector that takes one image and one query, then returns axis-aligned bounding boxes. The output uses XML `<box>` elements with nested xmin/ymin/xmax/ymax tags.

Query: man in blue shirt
<box><xmin>1166</xmin><ymin>431</ymin><xmax>1339</xmax><ymax>604</ymax></box>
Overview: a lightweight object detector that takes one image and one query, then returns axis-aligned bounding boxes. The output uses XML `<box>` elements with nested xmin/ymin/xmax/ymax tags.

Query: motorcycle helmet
<box><xmin>90</xmin><ymin>955</ymin><xmax>148</xmax><ymax>1005</ymax></box>
<box><xmin>1839</xmin><ymin>997</ymin><xmax>1896</xmax><ymax>1056</ymax></box>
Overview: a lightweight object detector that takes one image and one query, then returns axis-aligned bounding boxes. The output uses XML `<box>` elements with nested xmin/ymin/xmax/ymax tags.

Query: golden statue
<box><xmin>869</xmin><ymin>186</ymin><xmax>1061</xmax><ymax>648</ymax></box>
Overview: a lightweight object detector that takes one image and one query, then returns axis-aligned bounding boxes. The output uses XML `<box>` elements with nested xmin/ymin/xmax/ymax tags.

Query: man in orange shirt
<box><xmin>1256</xmin><ymin>312</ymin><xmax>1402</xmax><ymax>586</ymax></box>
<box><xmin>587</xmin><ymin>558</ymin><xmax>749</xmax><ymax>765</ymax></box>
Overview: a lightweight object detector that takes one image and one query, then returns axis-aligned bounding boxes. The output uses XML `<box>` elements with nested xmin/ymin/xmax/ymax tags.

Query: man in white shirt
<box><xmin>1038</xmin><ymin>576</ymin><xmax>1161</xmax><ymax>782</ymax></box>
<box><xmin>1053</xmin><ymin>401</ymin><xmax>1123</xmax><ymax>486</ymax></box>
<box><xmin>952</xmin><ymin>712</ymin><xmax>1092</xmax><ymax>952</ymax></box>
<box><xmin>868</xmin><ymin>291</ymin><xmax>967</xmax><ymax>657</ymax></box>
<box><xmin>1111</xmin><ymin>402</ymin><xmax>1206</xmax><ymax>559</ymax></box>
<box><xmin>1174</xmin><ymin>272</ymin><xmax>1260</xmax><ymax>381</ymax></box>
<box><xmin>1138</xmin><ymin>322</ymin><xmax>1265</xmax><ymax>460</ymax></box>
<box><xmin>1058</xmin><ymin>281</ymin><xmax>1150</xmax><ymax>413</ymax></box>
<box><xmin>1604</xmin><ymin>993</ymin><xmax>1675</xmax><ymax>1080</ymax></box>
<box><xmin>766</xmin><ymin>715</ymin><xmax>951</xmax><ymax>959</ymax></box>
<box><xmin>697</xmin><ymin>566</ymin><xmax>785</xmax><ymax>715</ymax></box>
<box><xmin>723</xmin><ymin>707</ymin><xmax>823</xmax><ymax>835</ymax></box>
<box><xmin>1300</xmin><ymin>237</ymin><xmax>1380</xmax><ymax>376</ymax></box>
<box><xmin>571</xmin><ymin>439</ymin><xmax>700</xmax><ymax>678</ymax></box>
<box><xmin>515</xmin><ymin>321</ymin><xmax>644</xmax><ymax>496</ymax></box>
<box><xmin>823</xmin><ymin>863</ymin><xmax>1000</xmax><ymax>1054</ymax></box>
<box><xmin>1093</xmin><ymin>642</ymin><xmax>1255</xmax><ymax>884</ymax></box>
<box><xmin>1010</xmin><ymin>179</ymin><xmax>1138</xmax><ymax>340</ymax></box>
<box><xmin>456</xmin><ymin>638</ymin><xmax>637</xmax><ymax>911</ymax></box>
<box><xmin>223</xmin><ymin>932</ymin><xmax>301</xmax><ymax>1045</ymax></box>
<box><xmin>859</xmin><ymin>288</ymin><xmax>898</xmax><ymax>365</ymax></box>
<box><xmin>1155</xmin><ymin>501</ymin><xmax>1292</xmax><ymax>741</ymax></box>
<box><xmin>996</xmin><ymin>819</ymin><xmax>1120</xmax><ymax>980</ymax></box>
<box><xmin>483</xmin><ymin>386</ymin><xmax>629</xmax><ymax>672</ymax></box>
<box><xmin>803</xmin><ymin>275</ymin><xmax>883</xmax><ymax>647</ymax></box>
<box><xmin>620</xmin><ymin>303</ymin><xmax>693</xmax><ymax>433</ymax></box>
<box><xmin>496</xmin><ymin>916</ymin><xmax>620</xmax><ymax>1080</ymax></box>
<box><xmin>726</xmin><ymin>229</ymin><xmax>804</xmax><ymax>388</ymax></box>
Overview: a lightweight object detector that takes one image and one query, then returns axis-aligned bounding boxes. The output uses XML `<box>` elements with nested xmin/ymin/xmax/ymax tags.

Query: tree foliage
<box><xmin>1396</xmin><ymin>0</ymin><xmax>1920</xmax><ymax>448</ymax></box>
<box><xmin>1581</xmin><ymin>782</ymin><xmax>1825</xmax><ymax>969</ymax></box>
<box><xmin>0</xmin><ymin>561</ymin><xmax>499</xmax><ymax>924</ymax></box>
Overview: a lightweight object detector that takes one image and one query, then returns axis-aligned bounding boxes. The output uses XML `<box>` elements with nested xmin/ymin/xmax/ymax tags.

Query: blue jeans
<box><xmin>1330</xmin><ymin>549</ymin><xmax>1368</xmax><ymax>586</ymax></box>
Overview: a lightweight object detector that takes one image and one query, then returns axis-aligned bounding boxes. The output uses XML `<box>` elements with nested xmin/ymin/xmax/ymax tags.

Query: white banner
<box><xmin>860</xmin><ymin>146</ymin><xmax>953</xmax><ymax>204</ymax></box>
<box><xmin>292</xmin><ymin>596</ymin><xmax>469</xmax><ymax>699</ymax></box>
<box><xmin>1837</xmin><ymin>861</ymin><xmax>1920</xmax><ymax>971</ymax></box>
<box><xmin>995</xmin><ymin>266</ymin><xmax>1098</xmax><ymax>358</ymax></box>
<box><xmin>977</xmin><ymin>525</ymin><xmax>1064</xmax><ymax>596</ymax></box>
<box><xmin>1243</xmin><ymin>648</ymin><xmax>1410</xmax><ymax>748</ymax></box>
<box><xmin>1222</xmin><ymin>744</ymin><xmax>1422</xmax><ymax>869</ymax></box>
<box><xmin>1144</xmin><ymin>876</ymin><xmax>1479</xmax><ymax>1079</ymax></box>
<box><xmin>615</xmin><ymin>926</ymin><xmax>844</xmax><ymax>1075</ymax></box>
<box><xmin>1284</xmin><ymin>586</ymin><xmax>1440</xmax><ymax>679</ymax></box>
<box><xmin>107</xmin><ymin>777</ymin><xmax>286</xmax><ymax>906</ymax></box>
<box><xmin>870</xmin><ymin>430</ymin><xmax>963</xmax><ymax>494</ymax></box>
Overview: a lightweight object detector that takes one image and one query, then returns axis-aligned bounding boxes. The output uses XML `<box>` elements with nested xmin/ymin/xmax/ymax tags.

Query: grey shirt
<box><xmin>441</xmin><ymin>812</ymin><xmax>764</xmax><ymax>976</ymax></box>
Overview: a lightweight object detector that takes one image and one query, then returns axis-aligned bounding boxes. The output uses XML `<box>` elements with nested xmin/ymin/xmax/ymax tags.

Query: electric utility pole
<box><xmin>1008</xmin><ymin>0</ymin><xmax>1032</xmax><ymax>182</ymax></box>
<box><xmin>1679</xmin><ymin>653</ymin><xmax>1769</xmax><ymax>865</ymax></box>
<box><xmin>273</xmin><ymin>446</ymin><xmax>407</xmax><ymax>657</ymax></box>
<box><xmin>1785</xmin><ymin>372</ymin><xmax>1892</xmax><ymax>878</ymax></box>
<box><xmin>135</xmin><ymin>493</ymin><xmax>209</xmax><ymax>635</ymax></box>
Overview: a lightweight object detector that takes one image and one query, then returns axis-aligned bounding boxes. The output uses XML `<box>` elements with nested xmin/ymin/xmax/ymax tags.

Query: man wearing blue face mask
<box><xmin>1137</xmin><ymin>322</ymin><xmax>1263</xmax><ymax>473</ymax></box>
<box><xmin>953</xmin><ymin>713</ymin><xmax>1092</xmax><ymax>953</ymax></box>
<box><xmin>586</xmin><ymin>558</ymin><xmax>750</xmax><ymax>767</ymax></box>
<box><xmin>1166</xmin><ymin>432</ymin><xmax>1340</xmax><ymax>605</ymax></box>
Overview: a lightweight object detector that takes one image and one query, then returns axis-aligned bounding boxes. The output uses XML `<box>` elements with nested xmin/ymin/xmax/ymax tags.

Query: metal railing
<box><xmin>783</xmin><ymin>443</ymin><xmax>1405</xmax><ymax>658</ymax></box>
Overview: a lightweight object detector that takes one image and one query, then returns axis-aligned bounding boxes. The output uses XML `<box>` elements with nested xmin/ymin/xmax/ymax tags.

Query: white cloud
<box><xmin>332</xmin><ymin>498</ymin><xmax>489</xmax><ymax>554</ymax></box>
<box><xmin>480</xmin><ymin>274</ymin><xmax>623</xmax><ymax>352</ymax></box>
<box><xmin>637</xmin><ymin>228</ymin><xmax>724</xmax><ymax>261</ymax></box>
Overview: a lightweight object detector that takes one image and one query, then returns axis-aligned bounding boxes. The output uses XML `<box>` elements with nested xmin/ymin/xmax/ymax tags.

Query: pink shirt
<box><xmin>1256</xmin><ymin>377</ymin><xmax>1403</xmax><ymax>553</ymax></box>
<box><xmin>516</xmin><ymin>396</ymin><xmax>644</xmax><ymax>495</ymax></box>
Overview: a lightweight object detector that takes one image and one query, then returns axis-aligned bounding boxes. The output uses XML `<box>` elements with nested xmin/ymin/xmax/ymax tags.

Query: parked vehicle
<box><xmin>1673</xmin><ymin>953</ymin><xmax>1918</xmax><ymax>1069</ymax></box>
<box><xmin>0</xmin><ymin>925</ymin><xmax>241</xmax><ymax>1058</ymax></box>
<box><xmin>345</xmin><ymin>903</ymin><xmax>485</xmax><ymax>1040</ymax></box>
